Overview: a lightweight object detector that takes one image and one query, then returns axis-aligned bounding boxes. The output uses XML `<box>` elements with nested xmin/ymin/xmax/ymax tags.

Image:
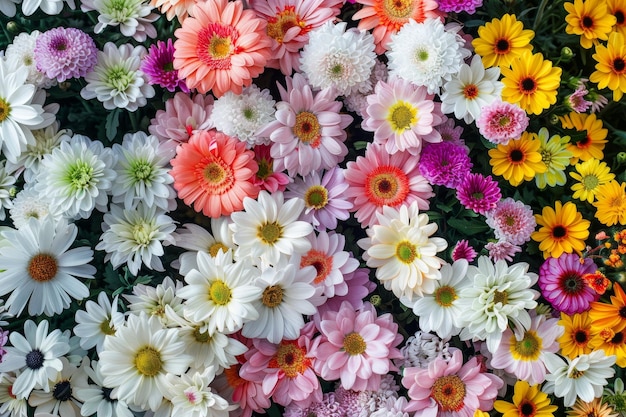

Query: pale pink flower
<box><xmin>148</xmin><ymin>92</ymin><xmax>214</xmax><ymax>144</ymax></box>
<box><xmin>485</xmin><ymin>240</ymin><xmax>522</xmax><ymax>262</ymax></box>
<box><xmin>485</xmin><ymin>197</ymin><xmax>536</xmax><ymax>245</ymax></box>
<box><xmin>475</xmin><ymin>100</ymin><xmax>529</xmax><ymax>145</ymax></box>
<box><xmin>315</xmin><ymin>267</ymin><xmax>376</xmax><ymax>318</ymax></box>
<box><xmin>568</xmin><ymin>84</ymin><xmax>592</xmax><ymax>113</ymax></box>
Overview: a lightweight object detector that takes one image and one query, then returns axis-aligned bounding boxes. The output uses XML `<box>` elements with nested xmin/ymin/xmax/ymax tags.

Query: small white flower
<box><xmin>4</xmin><ymin>31</ymin><xmax>55</xmax><ymax>88</ymax></box>
<box><xmin>398</xmin><ymin>331</ymin><xmax>452</xmax><ymax>369</ymax></box>
<box><xmin>123</xmin><ymin>276</ymin><xmax>184</xmax><ymax>326</ymax></box>
<box><xmin>80</xmin><ymin>0</ymin><xmax>158</xmax><ymax>41</ymax></box>
<box><xmin>9</xmin><ymin>186</ymin><xmax>62</xmax><ymax>229</ymax></box>
<box><xmin>165</xmin><ymin>368</ymin><xmax>235</xmax><ymax>417</ymax></box>
<box><xmin>73</xmin><ymin>359</ymin><xmax>134</xmax><ymax>417</ymax></box>
<box><xmin>27</xmin><ymin>357</ymin><xmax>86</xmax><ymax>417</ymax></box>
<box><xmin>74</xmin><ymin>292</ymin><xmax>125</xmax><ymax>353</ymax></box>
<box><xmin>0</xmin><ymin>373</ymin><xmax>29</xmax><ymax>417</ymax></box>
<box><xmin>0</xmin><ymin>161</ymin><xmax>16</xmax><ymax>221</ymax></box>
<box><xmin>20</xmin><ymin>0</ymin><xmax>73</xmax><ymax>16</ymax></box>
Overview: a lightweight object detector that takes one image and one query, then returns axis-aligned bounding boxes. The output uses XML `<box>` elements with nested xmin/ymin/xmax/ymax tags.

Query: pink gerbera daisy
<box><xmin>173</xmin><ymin>0</ymin><xmax>272</xmax><ymax>97</ymax></box>
<box><xmin>455</xmin><ymin>173</ymin><xmax>501</xmax><ymax>215</ymax></box>
<box><xmin>402</xmin><ymin>347</ymin><xmax>503</xmax><ymax>416</ymax></box>
<box><xmin>344</xmin><ymin>143</ymin><xmax>434</xmax><ymax>228</ymax></box>
<box><xmin>538</xmin><ymin>253</ymin><xmax>599</xmax><ymax>315</ymax></box>
<box><xmin>476</xmin><ymin>100</ymin><xmax>529</xmax><ymax>145</ymax></box>
<box><xmin>170</xmin><ymin>130</ymin><xmax>259</xmax><ymax>218</ymax></box>
<box><xmin>362</xmin><ymin>76</ymin><xmax>443</xmax><ymax>156</ymax></box>
<box><xmin>258</xmin><ymin>73</ymin><xmax>353</xmax><ymax>177</ymax></box>
<box><xmin>485</xmin><ymin>198</ymin><xmax>536</xmax><ymax>245</ymax></box>
<box><xmin>148</xmin><ymin>92</ymin><xmax>214</xmax><ymax>144</ymax></box>
<box><xmin>249</xmin><ymin>0</ymin><xmax>343</xmax><ymax>75</ymax></box>
<box><xmin>311</xmin><ymin>301</ymin><xmax>403</xmax><ymax>392</ymax></box>
<box><xmin>252</xmin><ymin>144</ymin><xmax>291</xmax><ymax>193</ymax></box>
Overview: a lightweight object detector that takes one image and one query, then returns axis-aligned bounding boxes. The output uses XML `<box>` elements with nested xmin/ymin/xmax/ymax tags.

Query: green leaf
<box><xmin>105</xmin><ymin>108</ymin><xmax>121</xmax><ymax>141</ymax></box>
<box><xmin>447</xmin><ymin>218</ymin><xmax>490</xmax><ymax>236</ymax></box>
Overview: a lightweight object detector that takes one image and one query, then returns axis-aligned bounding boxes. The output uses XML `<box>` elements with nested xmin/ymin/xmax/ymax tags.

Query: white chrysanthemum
<box><xmin>300</xmin><ymin>21</ymin><xmax>376</xmax><ymax>96</ymax></box>
<box><xmin>210</xmin><ymin>85</ymin><xmax>276</xmax><ymax>147</ymax></box>
<box><xmin>358</xmin><ymin>202</ymin><xmax>447</xmax><ymax>302</ymax></box>
<box><xmin>4</xmin><ymin>31</ymin><xmax>55</xmax><ymax>88</ymax></box>
<box><xmin>231</xmin><ymin>191</ymin><xmax>313</xmax><ymax>267</ymax></box>
<box><xmin>0</xmin><ymin>161</ymin><xmax>15</xmax><ymax>221</ymax></box>
<box><xmin>20</xmin><ymin>0</ymin><xmax>72</xmax><ymax>16</ymax></box>
<box><xmin>165</xmin><ymin>368</ymin><xmax>234</xmax><ymax>417</ymax></box>
<box><xmin>0</xmin><ymin>373</ymin><xmax>29</xmax><ymax>417</ymax></box>
<box><xmin>99</xmin><ymin>313</ymin><xmax>193</xmax><ymax>412</ymax></box>
<box><xmin>80</xmin><ymin>42</ymin><xmax>155</xmax><ymax>112</ymax></box>
<box><xmin>74</xmin><ymin>292</ymin><xmax>125</xmax><ymax>354</ymax></box>
<box><xmin>96</xmin><ymin>202</ymin><xmax>176</xmax><ymax>276</ymax></box>
<box><xmin>0</xmin><ymin>218</ymin><xmax>96</xmax><ymax>317</ymax></box>
<box><xmin>440</xmin><ymin>54</ymin><xmax>503</xmax><ymax>124</ymax></box>
<box><xmin>9</xmin><ymin>186</ymin><xmax>62</xmax><ymax>229</ymax></box>
<box><xmin>176</xmin><ymin>250</ymin><xmax>262</xmax><ymax>335</ymax></box>
<box><xmin>111</xmin><ymin>132</ymin><xmax>176</xmax><ymax>211</ymax></box>
<box><xmin>74</xmin><ymin>360</ymin><xmax>134</xmax><ymax>417</ymax></box>
<box><xmin>80</xmin><ymin>0</ymin><xmax>158</xmax><ymax>41</ymax></box>
<box><xmin>27</xmin><ymin>357</ymin><xmax>86</xmax><ymax>417</ymax></box>
<box><xmin>457</xmin><ymin>256</ymin><xmax>539</xmax><ymax>353</ymax></box>
<box><xmin>34</xmin><ymin>134</ymin><xmax>116</xmax><ymax>219</ymax></box>
<box><xmin>387</xmin><ymin>18</ymin><xmax>469</xmax><ymax>95</ymax></box>
<box><xmin>0</xmin><ymin>319</ymin><xmax>70</xmax><ymax>399</ymax></box>
<box><xmin>398</xmin><ymin>331</ymin><xmax>452</xmax><ymax>369</ymax></box>
<box><xmin>123</xmin><ymin>276</ymin><xmax>184</xmax><ymax>326</ymax></box>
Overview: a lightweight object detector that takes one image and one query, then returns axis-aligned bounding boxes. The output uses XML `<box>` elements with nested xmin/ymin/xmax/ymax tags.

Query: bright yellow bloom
<box><xmin>501</xmin><ymin>50</ymin><xmax>562</xmax><ymax>115</ymax></box>
<box><xmin>593</xmin><ymin>180</ymin><xmax>626</xmax><ymax>226</ymax></box>
<box><xmin>589</xmin><ymin>326</ymin><xmax>626</xmax><ymax>366</ymax></box>
<box><xmin>532</xmin><ymin>201</ymin><xmax>591</xmax><ymax>259</ymax></box>
<box><xmin>590</xmin><ymin>31</ymin><xmax>626</xmax><ymax>101</ymax></box>
<box><xmin>568</xmin><ymin>398</ymin><xmax>619</xmax><ymax>417</ymax></box>
<box><xmin>488</xmin><ymin>132</ymin><xmax>547</xmax><ymax>187</ymax></box>
<box><xmin>589</xmin><ymin>283</ymin><xmax>626</xmax><ymax>333</ymax></box>
<box><xmin>494</xmin><ymin>380</ymin><xmax>557</xmax><ymax>417</ymax></box>
<box><xmin>472</xmin><ymin>14</ymin><xmax>534</xmax><ymax>69</ymax></box>
<box><xmin>570</xmin><ymin>158</ymin><xmax>615</xmax><ymax>203</ymax></box>
<box><xmin>564</xmin><ymin>0</ymin><xmax>616</xmax><ymax>49</ymax></box>
<box><xmin>608</xmin><ymin>0</ymin><xmax>626</xmax><ymax>37</ymax></box>
<box><xmin>560</xmin><ymin>112</ymin><xmax>608</xmax><ymax>163</ymax></box>
<box><xmin>558</xmin><ymin>311</ymin><xmax>594</xmax><ymax>359</ymax></box>
<box><xmin>534</xmin><ymin>127</ymin><xmax>572</xmax><ymax>189</ymax></box>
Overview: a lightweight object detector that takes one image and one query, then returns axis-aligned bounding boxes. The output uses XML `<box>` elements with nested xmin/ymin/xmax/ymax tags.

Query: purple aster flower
<box><xmin>538</xmin><ymin>253</ymin><xmax>599</xmax><ymax>315</ymax></box>
<box><xmin>451</xmin><ymin>239</ymin><xmax>477</xmax><ymax>262</ymax></box>
<box><xmin>455</xmin><ymin>173</ymin><xmax>501</xmax><ymax>214</ymax></box>
<box><xmin>316</xmin><ymin>268</ymin><xmax>376</xmax><ymax>318</ymax></box>
<box><xmin>141</xmin><ymin>39</ymin><xmax>188</xmax><ymax>93</ymax></box>
<box><xmin>436</xmin><ymin>116</ymin><xmax>465</xmax><ymax>146</ymax></box>
<box><xmin>33</xmin><ymin>27</ymin><xmax>98</xmax><ymax>82</ymax></box>
<box><xmin>485</xmin><ymin>197</ymin><xmax>536</xmax><ymax>245</ymax></box>
<box><xmin>419</xmin><ymin>141</ymin><xmax>472</xmax><ymax>188</ymax></box>
<box><xmin>437</xmin><ymin>0</ymin><xmax>483</xmax><ymax>13</ymax></box>
<box><xmin>485</xmin><ymin>240</ymin><xmax>521</xmax><ymax>262</ymax></box>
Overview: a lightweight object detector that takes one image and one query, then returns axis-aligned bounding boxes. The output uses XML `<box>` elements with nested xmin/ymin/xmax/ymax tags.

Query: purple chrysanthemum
<box><xmin>141</xmin><ymin>39</ymin><xmax>188</xmax><ymax>93</ymax></box>
<box><xmin>485</xmin><ymin>240</ymin><xmax>521</xmax><ymax>262</ymax></box>
<box><xmin>451</xmin><ymin>239</ymin><xmax>477</xmax><ymax>262</ymax></box>
<box><xmin>455</xmin><ymin>173</ymin><xmax>501</xmax><ymax>214</ymax></box>
<box><xmin>538</xmin><ymin>253</ymin><xmax>599</xmax><ymax>315</ymax></box>
<box><xmin>33</xmin><ymin>27</ymin><xmax>98</xmax><ymax>82</ymax></box>
<box><xmin>437</xmin><ymin>0</ymin><xmax>483</xmax><ymax>13</ymax></box>
<box><xmin>418</xmin><ymin>141</ymin><xmax>472</xmax><ymax>188</ymax></box>
<box><xmin>485</xmin><ymin>197</ymin><xmax>536</xmax><ymax>245</ymax></box>
<box><xmin>436</xmin><ymin>116</ymin><xmax>465</xmax><ymax>146</ymax></box>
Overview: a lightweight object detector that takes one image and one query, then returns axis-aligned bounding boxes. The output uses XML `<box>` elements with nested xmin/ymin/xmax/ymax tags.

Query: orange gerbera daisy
<box><xmin>589</xmin><ymin>283</ymin><xmax>626</xmax><ymax>333</ymax></box>
<box><xmin>173</xmin><ymin>0</ymin><xmax>272</xmax><ymax>97</ymax></box>
<box><xmin>531</xmin><ymin>200</ymin><xmax>590</xmax><ymax>259</ymax></box>
<box><xmin>170</xmin><ymin>130</ymin><xmax>259</xmax><ymax>218</ymax></box>
<box><xmin>560</xmin><ymin>112</ymin><xmax>608</xmax><ymax>163</ymax></box>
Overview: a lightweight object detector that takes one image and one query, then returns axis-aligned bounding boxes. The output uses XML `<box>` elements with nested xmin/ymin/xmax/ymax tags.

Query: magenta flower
<box><xmin>451</xmin><ymin>239</ymin><xmax>477</xmax><ymax>263</ymax></box>
<box><xmin>148</xmin><ymin>92</ymin><xmax>214</xmax><ymax>144</ymax></box>
<box><xmin>33</xmin><ymin>27</ymin><xmax>97</xmax><ymax>82</ymax></box>
<box><xmin>252</xmin><ymin>144</ymin><xmax>290</xmax><ymax>193</ymax></box>
<box><xmin>485</xmin><ymin>197</ymin><xmax>536</xmax><ymax>245</ymax></box>
<box><xmin>419</xmin><ymin>141</ymin><xmax>472</xmax><ymax>188</ymax></box>
<box><xmin>538</xmin><ymin>253</ymin><xmax>599</xmax><ymax>315</ymax></box>
<box><xmin>437</xmin><ymin>0</ymin><xmax>483</xmax><ymax>13</ymax></box>
<box><xmin>142</xmin><ymin>39</ymin><xmax>188</xmax><ymax>93</ymax></box>
<box><xmin>475</xmin><ymin>100</ymin><xmax>529</xmax><ymax>145</ymax></box>
<box><xmin>456</xmin><ymin>173</ymin><xmax>501</xmax><ymax>215</ymax></box>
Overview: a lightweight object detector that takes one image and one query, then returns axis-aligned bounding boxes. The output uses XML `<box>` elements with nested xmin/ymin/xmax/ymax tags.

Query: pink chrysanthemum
<box><xmin>485</xmin><ymin>198</ymin><xmax>536</xmax><ymax>245</ymax></box>
<box><xmin>284</xmin><ymin>392</ymin><xmax>345</xmax><ymax>417</ymax></box>
<box><xmin>538</xmin><ymin>253</ymin><xmax>599</xmax><ymax>315</ymax></box>
<box><xmin>249</xmin><ymin>0</ymin><xmax>343</xmax><ymax>75</ymax></box>
<box><xmin>33</xmin><ymin>27</ymin><xmax>98</xmax><ymax>82</ymax></box>
<box><xmin>476</xmin><ymin>100</ymin><xmax>529</xmax><ymax>145</ymax></box>
<box><xmin>437</xmin><ymin>0</ymin><xmax>483</xmax><ymax>14</ymax></box>
<box><xmin>418</xmin><ymin>141</ymin><xmax>472</xmax><ymax>188</ymax></box>
<box><xmin>173</xmin><ymin>0</ymin><xmax>272</xmax><ymax>97</ymax></box>
<box><xmin>315</xmin><ymin>267</ymin><xmax>376</xmax><ymax>318</ymax></box>
<box><xmin>456</xmin><ymin>173</ymin><xmax>501</xmax><ymax>215</ymax></box>
<box><xmin>258</xmin><ymin>73</ymin><xmax>353</xmax><ymax>177</ymax></box>
<box><xmin>451</xmin><ymin>239</ymin><xmax>477</xmax><ymax>262</ymax></box>
<box><xmin>362</xmin><ymin>76</ymin><xmax>443</xmax><ymax>156</ymax></box>
<box><xmin>344</xmin><ymin>143</ymin><xmax>434</xmax><ymax>228</ymax></box>
<box><xmin>485</xmin><ymin>240</ymin><xmax>522</xmax><ymax>262</ymax></box>
<box><xmin>402</xmin><ymin>347</ymin><xmax>503</xmax><ymax>416</ymax></box>
<box><xmin>252</xmin><ymin>144</ymin><xmax>290</xmax><ymax>193</ymax></box>
<box><xmin>148</xmin><ymin>92</ymin><xmax>214</xmax><ymax>144</ymax></box>
<box><xmin>311</xmin><ymin>301</ymin><xmax>403</xmax><ymax>392</ymax></box>
<box><xmin>284</xmin><ymin>167</ymin><xmax>353</xmax><ymax>231</ymax></box>
<box><xmin>170</xmin><ymin>130</ymin><xmax>259</xmax><ymax>218</ymax></box>
<box><xmin>141</xmin><ymin>39</ymin><xmax>188</xmax><ymax>93</ymax></box>
<box><xmin>568</xmin><ymin>84</ymin><xmax>592</xmax><ymax>113</ymax></box>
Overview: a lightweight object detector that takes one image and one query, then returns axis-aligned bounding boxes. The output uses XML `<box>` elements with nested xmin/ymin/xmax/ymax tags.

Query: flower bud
<box><xmin>560</xmin><ymin>47</ymin><xmax>574</xmax><ymax>62</ymax></box>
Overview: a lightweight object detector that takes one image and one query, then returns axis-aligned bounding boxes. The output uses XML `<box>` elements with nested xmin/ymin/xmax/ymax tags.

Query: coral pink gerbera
<box><xmin>170</xmin><ymin>130</ymin><xmax>259</xmax><ymax>218</ymax></box>
<box><xmin>173</xmin><ymin>0</ymin><xmax>272</xmax><ymax>97</ymax></box>
<box><xmin>311</xmin><ymin>301</ymin><xmax>403</xmax><ymax>392</ymax></box>
<box><xmin>402</xmin><ymin>347</ymin><xmax>503</xmax><ymax>417</ymax></box>
<box><xmin>249</xmin><ymin>0</ymin><xmax>343</xmax><ymax>75</ymax></box>
<box><xmin>344</xmin><ymin>143</ymin><xmax>434</xmax><ymax>228</ymax></box>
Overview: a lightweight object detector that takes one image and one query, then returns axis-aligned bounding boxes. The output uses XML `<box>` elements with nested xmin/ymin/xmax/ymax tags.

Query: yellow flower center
<box><xmin>134</xmin><ymin>347</ymin><xmax>162</xmax><ymax>377</ymax></box>
<box><xmin>304</xmin><ymin>185</ymin><xmax>328</xmax><ymax>209</ymax></box>
<box><xmin>99</xmin><ymin>319</ymin><xmax>116</xmax><ymax>336</ymax></box>
<box><xmin>0</xmin><ymin>98</ymin><xmax>11</xmax><ymax>123</ymax></box>
<box><xmin>294</xmin><ymin>112</ymin><xmax>321</xmax><ymax>147</ymax></box>
<box><xmin>28</xmin><ymin>253</ymin><xmax>58</xmax><ymax>282</ymax></box>
<box><xmin>209</xmin><ymin>36</ymin><xmax>231</xmax><ymax>59</ymax></box>
<box><xmin>204</xmin><ymin>162</ymin><xmax>226</xmax><ymax>183</ymax></box>
<box><xmin>192</xmin><ymin>327</ymin><xmax>211</xmax><ymax>343</ymax></box>
<box><xmin>208</xmin><ymin>280</ymin><xmax>232</xmax><ymax>306</ymax></box>
<box><xmin>132</xmin><ymin>222</ymin><xmax>153</xmax><ymax>246</ymax></box>
<box><xmin>262</xmin><ymin>285</ymin><xmax>284</xmax><ymax>308</ymax></box>
<box><xmin>387</xmin><ymin>101</ymin><xmax>417</xmax><ymax>133</ymax></box>
<box><xmin>269</xmin><ymin>340</ymin><xmax>311</xmax><ymax>378</ymax></box>
<box><xmin>266</xmin><ymin>7</ymin><xmax>305</xmax><ymax>43</ymax></box>
<box><xmin>257</xmin><ymin>221</ymin><xmax>283</xmax><ymax>244</ymax></box>
<box><xmin>208</xmin><ymin>242</ymin><xmax>229</xmax><ymax>257</ymax></box>
<box><xmin>510</xmin><ymin>330</ymin><xmax>542</xmax><ymax>361</ymax></box>
<box><xmin>383</xmin><ymin>0</ymin><xmax>413</xmax><ymax>18</ymax></box>
<box><xmin>430</xmin><ymin>375</ymin><xmax>466</xmax><ymax>412</ymax></box>
<box><xmin>434</xmin><ymin>286</ymin><xmax>457</xmax><ymax>307</ymax></box>
<box><xmin>395</xmin><ymin>240</ymin><xmax>418</xmax><ymax>263</ymax></box>
<box><xmin>343</xmin><ymin>332</ymin><xmax>367</xmax><ymax>355</ymax></box>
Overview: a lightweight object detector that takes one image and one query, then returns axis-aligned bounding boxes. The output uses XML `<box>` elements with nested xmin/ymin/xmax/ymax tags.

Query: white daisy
<box><xmin>299</xmin><ymin>21</ymin><xmax>376</xmax><ymax>96</ymax></box>
<box><xmin>74</xmin><ymin>359</ymin><xmax>134</xmax><ymax>417</ymax></box>
<box><xmin>74</xmin><ymin>292</ymin><xmax>124</xmax><ymax>353</ymax></box>
<box><xmin>123</xmin><ymin>276</ymin><xmax>184</xmax><ymax>326</ymax></box>
<box><xmin>9</xmin><ymin>186</ymin><xmax>62</xmax><ymax>229</ymax></box>
<box><xmin>80</xmin><ymin>0</ymin><xmax>158</xmax><ymax>41</ymax></box>
<box><xmin>0</xmin><ymin>0</ymin><xmax>20</xmax><ymax>17</ymax></box>
<box><xmin>440</xmin><ymin>54</ymin><xmax>503</xmax><ymax>124</ymax></box>
<box><xmin>34</xmin><ymin>134</ymin><xmax>116</xmax><ymax>219</ymax></box>
<box><xmin>230</xmin><ymin>191</ymin><xmax>313</xmax><ymax>267</ymax></box>
<box><xmin>0</xmin><ymin>319</ymin><xmax>70</xmax><ymax>399</ymax></box>
<box><xmin>210</xmin><ymin>84</ymin><xmax>276</xmax><ymax>147</ymax></box>
<box><xmin>165</xmin><ymin>368</ymin><xmax>234</xmax><ymax>417</ymax></box>
<box><xmin>176</xmin><ymin>250</ymin><xmax>262</xmax><ymax>335</ymax></box>
<box><xmin>457</xmin><ymin>256</ymin><xmax>539</xmax><ymax>354</ymax></box>
<box><xmin>80</xmin><ymin>42</ymin><xmax>155</xmax><ymax>112</ymax></box>
<box><xmin>0</xmin><ymin>218</ymin><xmax>96</xmax><ymax>317</ymax></box>
<box><xmin>0</xmin><ymin>161</ymin><xmax>16</xmax><ymax>221</ymax></box>
<box><xmin>98</xmin><ymin>312</ymin><xmax>193</xmax><ymax>412</ymax></box>
<box><xmin>96</xmin><ymin>202</ymin><xmax>177</xmax><ymax>276</ymax></box>
<box><xmin>0</xmin><ymin>373</ymin><xmax>28</xmax><ymax>417</ymax></box>
<box><xmin>27</xmin><ymin>357</ymin><xmax>86</xmax><ymax>417</ymax></box>
<box><xmin>111</xmin><ymin>132</ymin><xmax>176</xmax><ymax>211</ymax></box>
<box><xmin>4</xmin><ymin>31</ymin><xmax>55</xmax><ymax>88</ymax></box>
<box><xmin>20</xmin><ymin>0</ymin><xmax>72</xmax><ymax>15</ymax></box>
<box><xmin>387</xmin><ymin>18</ymin><xmax>469</xmax><ymax>95</ymax></box>
<box><xmin>242</xmin><ymin>255</ymin><xmax>317</xmax><ymax>343</ymax></box>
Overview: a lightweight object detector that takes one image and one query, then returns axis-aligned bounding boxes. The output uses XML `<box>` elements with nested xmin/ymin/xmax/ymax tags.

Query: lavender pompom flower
<box><xmin>141</xmin><ymin>39</ymin><xmax>188</xmax><ymax>93</ymax></box>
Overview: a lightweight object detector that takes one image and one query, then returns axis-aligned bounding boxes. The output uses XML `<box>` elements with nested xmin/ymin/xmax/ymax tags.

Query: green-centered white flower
<box><xmin>80</xmin><ymin>0</ymin><xmax>159</xmax><ymax>42</ymax></box>
<box><xmin>534</xmin><ymin>127</ymin><xmax>573</xmax><ymax>189</ymax></box>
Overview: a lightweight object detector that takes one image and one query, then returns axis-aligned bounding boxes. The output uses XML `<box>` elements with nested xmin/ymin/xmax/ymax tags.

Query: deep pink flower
<box><xmin>437</xmin><ymin>0</ymin><xmax>483</xmax><ymax>14</ymax></box>
<box><xmin>252</xmin><ymin>144</ymin><xmax>291</xmax><ymax>193</ymax></box>
<box><xmin>451</xmin><ymin>240</ymin><xmax>477</xmax><ymax>263</ymax></box>
<box><xmin>476</xmin><ymin>100</ymin><xmax>529</xmax><ymax>145</ymax></box>
<box><xmin>142</xmin><ymin>39</ymin><xmax>188</xmax><ymax>93</ymax></box>
<box><xmin>455</xmin><ymin>173</ymin><xmax>501</xmax><ymax>215</ymax></box>
<box><xmin>148</xmin><ymin>92</ymin><xmax>214</xmax><ymax>144</ymax></box>
<box><xmin>419</xmin><ymin>141</ymin><xmax>472</xmax><ymax>188</ymax></box>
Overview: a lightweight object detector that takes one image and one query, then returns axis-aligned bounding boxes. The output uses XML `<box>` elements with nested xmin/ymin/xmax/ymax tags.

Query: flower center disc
<box><xmin>382</xmin><ymin>0</ymin><xmax>413</xmax><ymax>18</ymax></box>
<box><xmin>258</xmin><ymin>221</ymin><xmax>283</xmax><ymax>244</ymax></box>
<box><xmin>28</xmin><ymin>253</ymin><xmax>58</xmax><ymax>282</ymax></box>
<box><xmin>267</xmin><ymin>8</ymin><xmax>304</xmax><ymax>43</ymax></box>
<box><xmin>294</xmin><ymin>111</ymin><xmax>321</xmax><ymax>147</ymax></box>
<box><xmin>193</xmin><ymin>326</ymin><xmax>211</xmax><ymax>343</ymax></box>
<box><xmin>304</xmin><ymin>185</ymin><xmax>328</xmax><ymax>209</ymax></box>
<box><xmin>0</xmin><ymin>98</ymin><xmax>11</xmax><ymax>122</ymax></box>
<box><xmin>270</xmin><ymin>341</ymin><xmax>310</xmax><ymax>377</ymax></box>
<box><xmin>209</xmin><ymin>280</ymin><xmax>232</xmax><ymax>305</ymax></box>
<box><xmin>430</xmin><ymin>375</ymin><xmax>466</xmax><ymax>412</ymax></box>
<box><xmin>434</xmin><ymin>286</ymin><xmax>457</xmax><ymax>307</ymax></box>
<box><xmin>301</xmin><ymin>249</ymin><xmax>333</xmax><ymax>284</ymax></box>
<box><xmin>365</xmin><ymin>166</ymin><xmax>410</xmax><ymax>207</ymax></box>
<box><xmin>510</xmin><ymin>330</ymin><xmax>542</xmax><ymax>361</ymax></box>
<box><xmin>262</xmin><ymin>285</ymin><xmax>284</xmax><ymax>307</ymax></box>
<box><xmin>343</xmin><ymin>332</ymin><xmax>367</xmax><ymax>355</ymax></box>
<box><xmin>208</xmin><ymin>242</ymin><xmax>229</xmax><ymax>257</ymax></box>
<box><xmin>388</xmin><ymin>101</ymin><xmax>417</xmax><ymax>132</ymax></box>
<box><xmin>134</xmin><ymin>346</ymin><xmax>163</xmax><ymax>377</ymax></box>
<box><xmin>395</xmin><ymin>240</ymin><xmax>418</xmax><ymax>264</ymax></box>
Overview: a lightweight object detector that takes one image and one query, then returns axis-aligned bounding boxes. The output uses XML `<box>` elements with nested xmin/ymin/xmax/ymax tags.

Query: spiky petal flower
<box><xmin>141</xmin><ymin>39</ymin><xmax>188</xmax><ymax>93</ymax></box>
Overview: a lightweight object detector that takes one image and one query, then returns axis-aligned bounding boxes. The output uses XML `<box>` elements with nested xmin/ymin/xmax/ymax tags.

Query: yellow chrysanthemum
<box><xmin>494</xmin><ymin>380</ymin><xmax>558</xmax><ymax>417</ymax></box>
<box><xmin>488</xmin><ymin>131</ymin><xmax>547</xmax><ymax>187</ymax></box>
<box><xmin>472</xmin><ymin>14</ymin><xmax>534</xmax><ymax>69</ymax></box>
<box><xmin>588</xmin><ymin>326</ymin><xmax>626</xmax><ymax>366</ymax></box>
<box><xmin>564</xmin><ymin>0</ymin><xmax>617</xmax><ymax>49</ymax></box>
<box><xmin>558</xmin><ymin>311</ymin><xmax>594</xmax><ymax>359</ymax></box>
<box><xmin>590</xmin><ymin>31</ymin><xmax>626</xmax><ymax>101</ymax></box>
<box><xmin>534</xmin><ymin>127</ymin><xmax>573</xmax><ymax>189</ymax></box>
<box><xmin>593</xmin><ymin>180</ymin><xmax>626</xmax><ymax>226</ymax></box>
<box><xmin>608</xmin><ymin>0</ymin><xmax>626</xmax><ymax>37</ymax></box>
<box><xmin>501</xmin><ymin>50</ymin><xmax>562</xmax><ymax>115</ymax></box>
<box><xmin>570</xmin><ymin>158</ymin><xmax>615</xmax><ymax>203</ymax></box>
<box><xmin>531</xmin><ymin>200</ymin><xmax>591</xmax><ymax>259</ymax></box>
<box><xmin>560</xmin><ymin>112</ymin><xmax>608</xmax><ymax>163</ymax></box>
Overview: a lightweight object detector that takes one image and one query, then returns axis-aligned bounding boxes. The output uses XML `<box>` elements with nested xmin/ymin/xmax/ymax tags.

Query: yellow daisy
<box><xmin>588</xmin><ymin>326</ymin><xmax>626</xmax><ymax>366</ymax></box>
<box><xmin>472</xmin><ymin>14</ymin><xmax>534</xmax><ymax>69</ymax></box>
<box><xmin>608</xmin><ymin>0</ymin><xmax>626</xmax><ymax>37</ymax></box>
<box><xmin>590</xmin><ymin>31</ymin><xmax>626</xmax><ymax>101</ymax></box>
<box><xmin>564</xmin><ymin>0</ymin><xmax>617</xmax><ymax>49</ymax></box>
<box><xmin>501</xmin><ymin>50</ymin><xmax>562</xmax><ymax>115</ymax></box>
<box><xmin>593</xmin><ymin>180</ymin><xmax>626</xmax><ymax>226</ymax></box>
<box><xmin>560</xmin><ymin>112</ymin><xmax>608</xmax><ymax>163</ymax></box>
<box><xmin>568</xmin><ymin>398</ymin><xmax>618</xmax><ymax>417</ymax></box>
<box><xmin>531</xmin><ymin>200</ymin><xmax>591</xmax><ymax>259</ymax></box>
<box><xmin>534</xmin><ymin>127</ymin><xmax>573</xmax><ymax>189</ymax></box>
<box><xmin>570</xmin><ymin>158</ymin><xmax>615</xmax><ymax>203</ymax></box>
<box><xmin>488</xmin><ymin>131</ymin><xmax>547</xmax><ymax>187</ymax></box>
<box><xmin>494</xmin><ymin>380</ymin><xmax>558</xmax><ymax>417</ymax></box>
<box><xmin>558</xmin><ymin>311</ymin><xmax>594</xmax><ymax>359</ymax></box>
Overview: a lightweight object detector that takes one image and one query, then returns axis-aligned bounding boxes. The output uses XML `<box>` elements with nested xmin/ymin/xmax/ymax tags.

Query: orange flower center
<box><xmin>294</xmin><ymin>111</ymin><xmax>321</xmax><ymax>147</ymax></box>
<box><xmin>266</xmin><ymin>6</ymin><xmax>306</xmax><ymax>43</ymax></box>
<box><xmin>430</xmin><ymin>375</ymin><xmax>466</xmax><ymax>412</ymax></box>
<box><xmin>374</xmin><ymin>0</ymin><xmax>415</xmax><ymax>29</ymax></box>
<box><xmin>198</xmin><ymin>155</ymin><xmax>234</xmax><ymax>194</ymax></box>
<box><xmin>269</xmin><ymin>340</ymin><xmax>311</xmax><ymax>378</ymax></box>
<box><xmin>224</xmin><ymin>363</ymin><xmax>245</xmax><ymax>388</ymax></box>
<box><xmin>364</xmin><ymin>166</ymin><xmax>410</xmax><ymax>207</ymax></box>
<box><xmin>28</xmin><ymin>254</ymin><xmax>58</xmax><ymax>282</ymax></box>
<box><xmin>463</xmin><ymin>84</ymin><xmax>479</xmax><ymax>99</ymax></box>
<box><xmin>197</xmin><ymin>23</ymin><xmax>238</xmax><ymax>69</ymax></box>
<box><xmin>301</xmin><ymin>249</ymin><xmax>333</xmax><ymax>284</ymax></box>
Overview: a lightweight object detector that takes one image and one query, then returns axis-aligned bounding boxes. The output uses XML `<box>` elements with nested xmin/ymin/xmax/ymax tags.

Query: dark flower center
<box><xmin>519</xmin><ymin>401</ymin><xmax>536</xmax><ymax>417</ymax></box>
<box><xmin>560</xmin><ymin>272</ymin><xmax>584</xmax><ymax>294</ymax></box>
<box><xmin>574</xmin><ymin>330</ymin><xmax>588</xmax><ymax>343</ymax></box>
<box><xmin>616</xmin><ymin>10</ymin><xmax>625</xmax><ymax>24</ymax></box>
<box><xmin>509</xmin><ymin>149</ymin><xmax>524</xmax><ymax>162</ymax></box>
<box><xmin>613</xmin><ymin>58</ymin><xmax>626</xmax><ymax>73</ymax></box>
<box><xmin>552</xmin><ymin>225</ymin><xmax>567</xmax><ymax>238</ymax></box>
<box><xmin>612</xmin><ymin>332</ymin><xmax>625</xmax><ymax>345</ymax></box>
<box><xmin>582</xmin><ymin>15</ymin><xmax>593</xmax><ymax>28</ymax></box>
<box><xmin>52</xmin><ymin>380</ymin><xmax>72</xmax><ymax>401</ymax></box>
<box><xmin>495</xmin><ymin>38</ymin><xmax>510</xmax><ymax>53</ymax></box>
<box><xmin>25</xmin><ymin>349</ymin><xmax>45</xmax><ymax>370</ymax></box>
<box><xmin>620</xmin><ymin>306</ymin><xmax>626</xmax><ymax>318</ymax></box>
<box><xmin>520</xmin><ymin>77</ymin><xmax>537</xmax><ymax>93</ymax></box>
